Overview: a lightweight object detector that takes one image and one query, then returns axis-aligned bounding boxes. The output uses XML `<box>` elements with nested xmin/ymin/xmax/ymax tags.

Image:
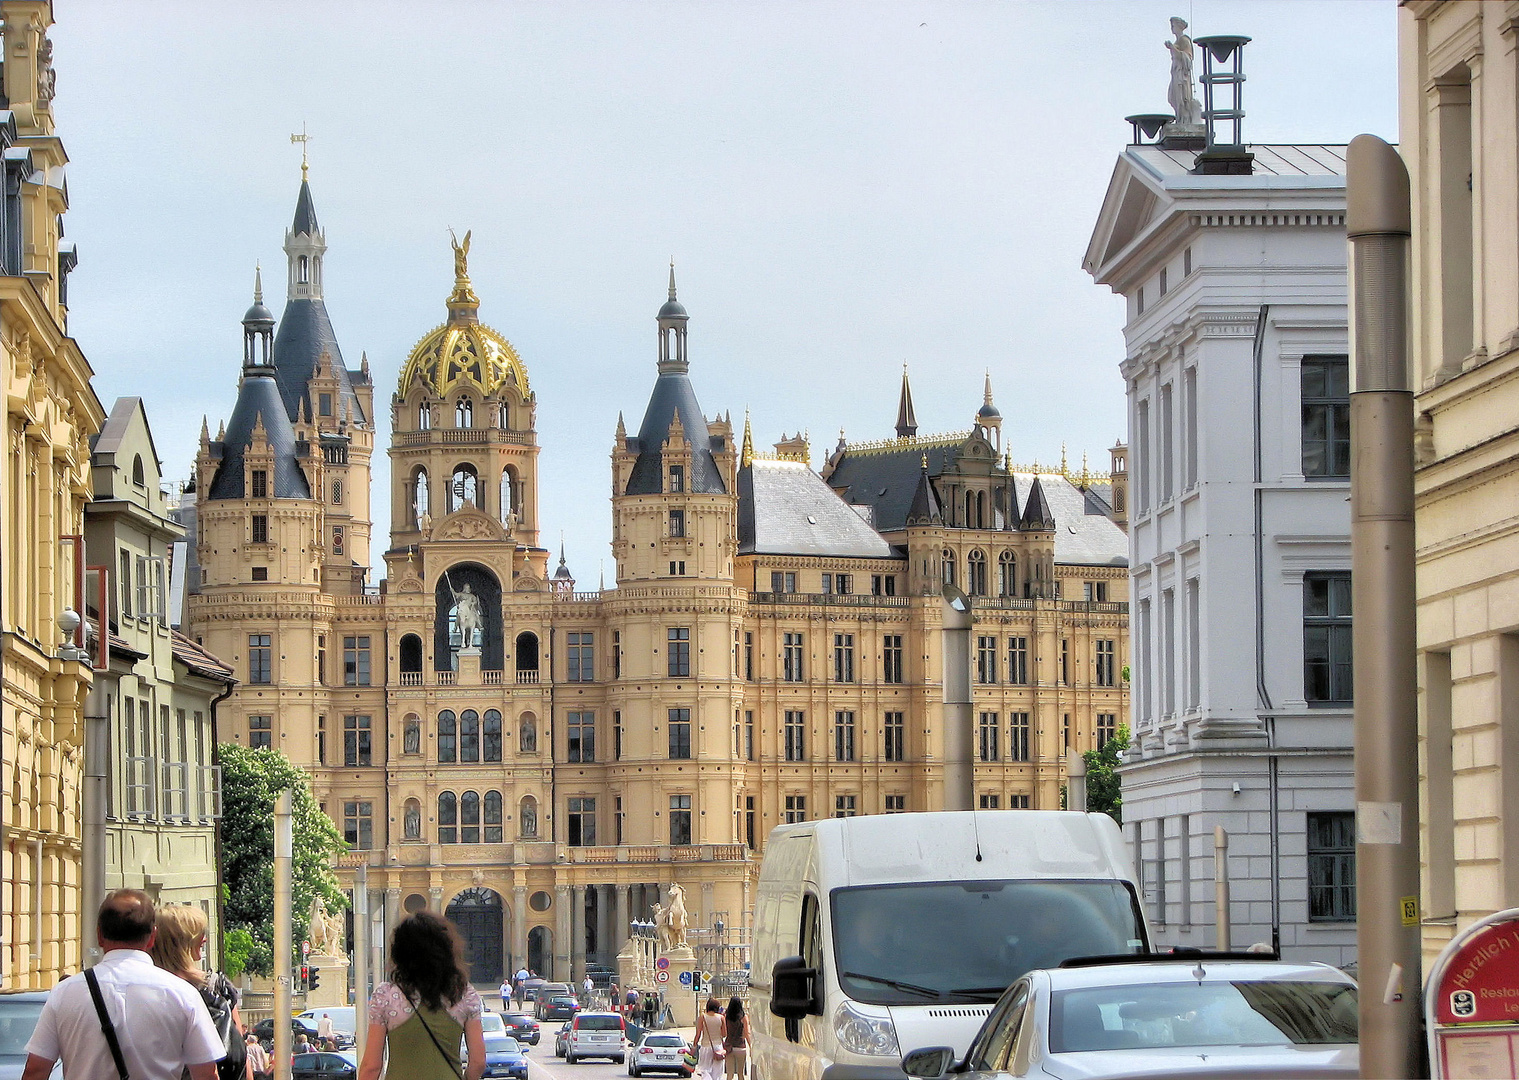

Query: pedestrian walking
<box><xmin>245</xmin><ymin>1032</ymin><xmax>273</xmax><ymax>1080</ymax></box>
<box><xmin>20</xmin><ymin>889</ymin><xmax>225</xmax><ymax>1080</ymax></box>
<box><xmin>358</xmin><ymin>911</ymin><xmax>485</xmax><ymax>1080</ymax></box>
<box><xmin>499</xmin><ymin>977</ymin><xmax>513</xmax><ymax>1008</ymax></box>
<box><xmin>722</xmin><ymin>997</ymin><xmax>751</xmax><ymax>1080</ymax></box>
<box><xmin>582</xmin><ymin>974</ymin><xmax>594</xmax><ymax>1005</ymax></box>
<box><xmin>692</xmin><ymin>997</ymin><xmax>727</xmax><ymax>1080</ymax></box>
<box><xmin>149</xmin><ymin>903</ymin><xmax>249</xmax><ymax>1080</ymax></box>
<box><xmin>317</xmin><ymin>1012</ymin><xmax>335</xmax><ymax>1044</ymax></box>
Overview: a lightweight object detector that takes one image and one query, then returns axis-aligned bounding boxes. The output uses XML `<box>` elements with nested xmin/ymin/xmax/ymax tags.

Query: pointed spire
<box><xmin>984</xmin><ymin>370</ymin><xmax>994</xmax><ymax>406</ymax></box>
<box><xmin>200</xmin><ymin>416</ymin><xmax>211</xmax><ymax>447</ymax></box>
<box><xmin>1021</xmin><ymin>476</ymin><xmax>1056</xmax><ymax>531</ymax></box>
<box><xmin>297</xmin><ymin>394</ymin><xmax>309</xmax><ymax>425</ymax></box>
<box><xmin>216</xmin><ymin>420</ymin><xmax>226</xmax><ymax>441</ymax></box>
<box><xmin>895</xmin><ymin>363</ymin><xmax>918</xmax><ymax>438</ymax></box>
<box><xmin>615</xmin><ymin>411</ymin><xmax>626</xmax><ymax>441</ymax></box>
<box><xmin>361</xmin><ymin>351</ymin><xmax>370</xmax><ymax>377</ymax></box>
<box><xmin>668</xmin><ymin>259</ymin><xmax>678</xmax><ymax>301</ymax></box>
<box><xmin>906</xmin><ymin>451</ymin><xmax>941</xmax><ymax>524</ymax></box>
<box><xmin>741</xmin><ymin>410</ymin><xmax>754</xmax><ymax>468</ymax></box>
<box><xmin>254</xmin><ymin>264</ymin><xmax>264</xmax><ymax>305</ymax></box>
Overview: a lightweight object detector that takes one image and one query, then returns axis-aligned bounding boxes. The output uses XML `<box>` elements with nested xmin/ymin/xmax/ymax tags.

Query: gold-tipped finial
<box><xmin>290</xmin><ymin>123</ymin><xmax>311</xmax><ymax>180</ymax></box>
<box><xmin>921</xmin><ymin>452</ymin><xmax>929</xmax><ymax>469</ymax></box>
<box><xmin>741</xmin><ymin>409</ymin><xmax>754</xmax><ymax>469</ymax></box>
<box><xmin>1061</xmin><ymin>442</ymin><xmax>1068</xmax><ymax>475</ymax></box>
<box><xmin>446</xmin><ymin>228</ymin><xmax>479</xmax><ymax>321</ymax></box>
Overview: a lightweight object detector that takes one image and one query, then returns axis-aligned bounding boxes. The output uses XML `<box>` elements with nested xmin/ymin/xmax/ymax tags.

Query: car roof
<box><xmin>1035</xmin><ymin>959</ymin><xmax>1356</xmax><ymax>991</ymax></box>
<box><xmin>0</xmin><ymin>990</ymin><xmax>50</xmax><ymax>1002</ymax></box>
<box><xmin>576</xmin><ymin>1011</ymin><xmax>621</xmax><ymax>1018</ymax></box>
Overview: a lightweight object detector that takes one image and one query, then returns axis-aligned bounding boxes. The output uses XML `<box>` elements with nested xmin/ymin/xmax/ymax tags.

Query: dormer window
<box><xmin>251</xmin><ymin>470</ymin><xmax>267</xmax><ymax>498</ymax></box>
<box><xmin>669</xmin><ymin>465</ymin><xmax>685</xmax><ymax>493</ymax></box>
<box><xmin>669</xmin><ymin>509</ymin><xmax>686</xmax><ymax>538</ymax></box>
<box><xmin>456</xmin><ymin>398</ymin><xmax>473</xmax><ymax>428</ymax></box>
<box><xmin>132</xmin><ymin>455</ymin><xmax>145</xmax><ymax>488</ymax></box>
<box><xmin>319</xmin><ymin>393</ymin><xmax>332</xmax><ymax>418</ymax></box>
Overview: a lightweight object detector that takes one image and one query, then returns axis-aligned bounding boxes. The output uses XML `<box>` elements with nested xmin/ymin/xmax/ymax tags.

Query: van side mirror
<box><xmin>769</xmin><ymin>955</ymin><xmax>821</xmax><ymax>1018</ymax></box>
<box><xmin>901</xmin><ymin>1047</ymin><xmax>957</xmax><ymax>1079</ymax></box>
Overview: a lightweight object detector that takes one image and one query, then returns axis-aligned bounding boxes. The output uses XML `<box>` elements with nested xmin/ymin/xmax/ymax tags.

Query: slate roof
<box><xmin>272</xmin><ymin>299</ymin><xmax>364</xmax><ymax>424</ymax></box>
<box><xmin>825</xmin><ymin>442</ymin><xmax>961</xmax><ymax>534</ymax></box>
<box><xmin>292</xmin><ymin>178</ymin><xmax>320</xmax><ymax>235</ymax></box>
<box><xmin>1013</xmin><ymin>472</ymin><xmax>1128</xmax><ymax>567</ymax></box>
<box><xmin>206</xmin><ymin>369</ymin><xmax>312</xmax><ymax>501</ymax></box>
<box><xmin>1130</xmin><ymin>143</ymin><xmax>1348</xmax><ymax>181</ymax></box>
<box><xmin>738</xmin><ymin>459</ymin><xmax>894</xmax><ymax>558</ymax></box>
<box><xmin>625</xmin><ymin>371</ymin><xmax>726</xmax><ymax>496</ymax></box>
<box><xmin>171</xmin><ymin>629</ymin><xmax>236</xmax><ymax>683</ymax></box>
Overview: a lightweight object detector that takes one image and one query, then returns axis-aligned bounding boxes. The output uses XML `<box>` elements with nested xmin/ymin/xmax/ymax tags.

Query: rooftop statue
<box><xmin>1165</xmin><ymin>17</ymin><xmax>1203</xmax><ymax>129</ymax></box>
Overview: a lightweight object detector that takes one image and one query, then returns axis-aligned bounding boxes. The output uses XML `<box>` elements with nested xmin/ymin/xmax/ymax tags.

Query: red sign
<box><xmin>1435</xmin><ymin>918</ymin><xmax>1519</xmax><ymax>1025</ymax></box>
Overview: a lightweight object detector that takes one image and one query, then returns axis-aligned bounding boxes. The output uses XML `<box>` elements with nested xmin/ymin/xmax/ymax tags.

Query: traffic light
<box><xmin>308</xmin><ymin>966</ymin><xmax>321</xmax><ymax>993</ymax></box>
<box><xmin>300</xmin><ymin>965</ymin><xmax>309</xmax><ymax>992</ymax></box>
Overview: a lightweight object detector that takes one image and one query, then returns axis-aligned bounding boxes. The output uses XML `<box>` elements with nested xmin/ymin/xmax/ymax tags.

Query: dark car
<box><xmin>500</xmin><ymin>1012</ymin><xmax>540</xmax><ymax>1045</ymax></box>
<box><xmin>253</xmin><ymin>1016</ymin><xmax>321</xmax><ymax>1045</ymax></box>
<box><xmin>478</xmin><ymin>1034</ymin><xmax>529</xmax><ymax>1080</ymax></box>
<box><xmin>540</xmin><ymin>994</ymin><xmax>579</xmax><ymax>1021</ymax></box>
<box><xmin>0</xmin><ymin>990</ymin><xmax>59</xmax><ymax>1080</ymax></box>
<box><xmin>292</xmin><ymin>1050</ymin><xmax>357</xmax><ymax>1079</ymax></box>
<box><xmin>555</xmin><ymin>1022</ymin><xmax>572</xmax><ymax>1058</ymax></box>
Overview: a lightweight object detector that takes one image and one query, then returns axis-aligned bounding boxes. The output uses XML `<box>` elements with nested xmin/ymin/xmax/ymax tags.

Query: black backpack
<box><xmin>187</xmin><ymin>973</ymin><xmax>247</xmax><ymax>1080</ymax></box>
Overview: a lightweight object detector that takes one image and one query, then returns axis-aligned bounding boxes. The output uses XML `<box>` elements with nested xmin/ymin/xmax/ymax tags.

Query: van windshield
<box><xmin>832</xmin><ymin>879</ymin><xmax>1146</xmax><ymax>1006</ymax></box>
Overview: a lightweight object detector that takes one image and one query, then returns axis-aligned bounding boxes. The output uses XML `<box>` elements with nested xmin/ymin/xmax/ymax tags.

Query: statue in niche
<box><xmin>1165</xmin><ymin>17</ymin><xmax>1202</xmax><ymax>128</ymax></box>
<box><xmin>404</xmin><ymin>802</ymin><xmax>421</xmax><ymax>840</ymax></box>
<box><xmin>520</xmin><ymin>799</ymin><xmax>537</xmax><ymax>838</ymax></box>
<box><xmin>403</xmin><ymin>721</ymin><xmax>420</xmax><ymax>755</ymax></box>
<box><xmin>444</xmin><ymin>571</ymin><xmax>484</xmax><ymax>648</ymax></box>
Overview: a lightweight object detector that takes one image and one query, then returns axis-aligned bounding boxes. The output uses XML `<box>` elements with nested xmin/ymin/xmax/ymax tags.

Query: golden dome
<box><xmin>396</xmin><ymin>232</ymin><xmax>530</xmax><ymax>399</ymax></box>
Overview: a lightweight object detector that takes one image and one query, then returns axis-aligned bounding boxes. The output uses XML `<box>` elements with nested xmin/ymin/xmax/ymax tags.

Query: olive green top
<box><xmin>385</xmin><ymin>1005</ymin><xmax>465</xmax><ymax>1078</ymax></box>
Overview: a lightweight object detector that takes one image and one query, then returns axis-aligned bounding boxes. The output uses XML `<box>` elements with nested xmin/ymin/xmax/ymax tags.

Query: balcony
<box><xmin>749</xmin><ymin>592</ymin><xmax>910</xmax><ymax>608</ymax></box>
<box><xmin>482</xmin><ymin>670</ymin><xmax>504</xmax><ymax>685</ymax></box>
<box><xmin>516</xmin><ymin>669</ymin><xmax>539</xmax><ymax>685</ymax></box>
<box><xmin>437</xmin><ymin>671</ymin><xmax>457</xmax><ymax>686</ymax></box>
<box><xmin>399</xmin><ymin>671</ymin><xmax>423</xmax><ymax>687</ymax></box>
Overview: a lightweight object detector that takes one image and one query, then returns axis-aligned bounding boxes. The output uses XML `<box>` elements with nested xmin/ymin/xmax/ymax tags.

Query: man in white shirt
<box><xmin>22</xmin><ymin>889</ymin><xmax>224</xmax><ymax>1080</ymax></box>
<box><xmin>317</xmin><ymin>1012</ymin><xmax>335</xmax><ymax>1042</ymax></box>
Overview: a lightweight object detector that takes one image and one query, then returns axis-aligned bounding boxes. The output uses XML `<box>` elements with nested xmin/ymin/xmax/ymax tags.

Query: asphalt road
<box><xmin>527</xmin><ymin>1037</ymin><xmax>633</xmax><ymax>1080</ymax></box>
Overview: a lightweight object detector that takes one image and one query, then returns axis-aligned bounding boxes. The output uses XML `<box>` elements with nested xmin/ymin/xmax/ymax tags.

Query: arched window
<box><xmin>518</xmin><ymin>795</ymin><xmax>538</xmax><ymax>839</ymax></box>
<box><xmin>484</xmin><ymin>791</ymin><xmax>503</xmax><ymax>843</ymax></box>
<box><xmin>1115</xmin><ymin>486</ymin><xmax>1126</xmax><ymax>512</ymax></box>
<box><xmin>298</xmin><ymin>255</ymin><xmax>309</xmax><ymax>284</ymax></box>
<box><xmin>449</xmin><ymin>465</ymin><xmax>478</xmax><ymax>512</ymax></box>
<box><xmin>402</xmin><ymin>713</ymin><xmax>421</xmax><ymax>755</ymax></box>
<box><xmin>483</xmin><ymin>710</ymin><xmax>502</xmax><ymax>762</ymax></box>
<box><xmin>332</xmin><ymin>479</ymin><xmax>342</xmax><ymax>505</ymax></box>
<box><xmin>941</xmin><ymin>548</ymin><xmax>956</xmax><ymax>587</ymax></box>
<box><xmin>403</xmin><ymin>798</ymin><xmax>421</xmax><ymax>840</ymax></box>
<box><xmin>438</xmin><ymin>710</ymin><xmax>457</xmax><ymax>763</ymax></box>
<box><xmin>132</xmin><ymin>455</ymin><xmax>145</xmax><ymax>487</ymax></box>
<box><xmin>460</xmin><ymin>709</ymin><xmax>480</xmax><ymax>763</ymax></box>
<box><xmin>967</xmin><ymin>550</ymin><xmax>987</xmax><ymax>597</ymax></box>
<box><xmin>515</xmin><ymin>632</ymin><xmax>539</xmax><ymax>680</ymax></box>
<box><xmin>460</xmin><ymin>790</ymin><xmax>480</xmax><ymax>843</ymax></box>
<box><xmin>499</xmin><ymin>469</ymin><xmax>515</xmax><ymax>527</ymax></box>
<box><xmin>456</xmin><ymin>398</ymin><xmax>473</xmax><ymax>429</ymax></box>
<box><xmin>438</xmin><ymin>792</ymin><xmax>457</xmax><ymax>844</ymax></box>
<box><xmin>399</xmin><ymin>635</ymin><xmax>423</xmax><ymax>676</ymax></box>
<box><xmin>976</xmin><ymin>491</ymin><xmax>986</xmax><ymax>528</ymax></box>
<box><xmin>965</xmin><ymin>491</ymin><xmax>975</xmax><ymax>528</ymax></box>
<box><xmin>999</xmin><ymin>551</ymin><xmax>1017</xmax><ymax>597</ymax></box>
<box><xmin>418</xmin><ymin>402</ymin><xmax>431</xmax><ymax>430</ymax></box>
<box><xmin>519</xmin><ymin>712</ymin><xmax>538</xmax><ymax>754</ymax></box>
<box><xmin>413</xmin><ymin>468</ymin><xmax>429</xmax><ymax>528</ymax></box>
<box><xmin>497</xmin><ymin>403</ymin><xmax>509</xmax><ymax>429</ymax></box>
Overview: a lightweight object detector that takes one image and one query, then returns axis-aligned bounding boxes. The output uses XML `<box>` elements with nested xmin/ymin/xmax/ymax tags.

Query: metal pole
<box><xmin>80</xmin><ymin>683</ymin><xmax>110</xmax><ymax>967</ymax></box>
<box><xmin>274</xmin><ymin>790</ymin><xmax>293</xmax><ymax>1080</ymax></box>
<box><xmin>353</xmin><ymin>863</ymin><xmax>368</xmax><ymax>1056</ymax></box>
<box><xmin>1214</xmin><ymin>827</ymin><xmax>1231</xmax><ymax>951</ymax></box>
<box><xmin>1346</xmin><ymin>133</ymin><xmax>1422</xmax><ymax>1080</ymax></box>
<box><xmin>941</xmin><ymin>584</ymin><xmax>974</xmax><ymax>810</ymax></box>
<box><xmin>1067</xmin><ymin>751</ymin><xmax>1087</xmax><ymax>812</ymax></box>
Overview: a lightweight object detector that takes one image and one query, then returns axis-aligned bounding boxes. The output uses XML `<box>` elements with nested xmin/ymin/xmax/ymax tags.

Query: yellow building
<box><xmin>1402</xmin><ymin>1</ymin><xmax>1519</xmax><ymax>963</ymax></box>
<box><xmin>189</xmin><ymin>178</ymin><xmax>1129</xmax><ymax>986</ymax></box>
<box><xmin>0</xmin><ymin>0</ymin><xmax>107</xmax><ymax>988</ymax></box>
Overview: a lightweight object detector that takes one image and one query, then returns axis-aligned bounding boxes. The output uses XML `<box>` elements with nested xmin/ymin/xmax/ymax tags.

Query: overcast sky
<box><xmin>53</xmin><ymin>1</ymin><xmax>1397</xmax><ymax>582</ymax></box>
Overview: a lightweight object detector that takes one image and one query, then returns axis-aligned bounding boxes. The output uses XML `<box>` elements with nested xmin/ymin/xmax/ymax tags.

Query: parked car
<box><xmin>519</xmin><ymin>977</ymin><xmax>547</xmax><ymax>1004</ymax></box>
<box><xmin>478</xmin><ymin>1033</ymin><xmax>529</xmax><ymax>1080</ymax></box>
<box><xmin>500</xmin><ymin>1012</ymin><xmax>541</xmax><ymax>1045</ymax></box>
<box><xmin>252</xmin><ymin>1016</ymin><xmax>321</xmax><ymax>1045</ymax></box>
<box><xmin>533</xmin><ymin>983</ymin><xmax>574</xmax><ymax>1018</ymax></box>
<box><xmin>0</xmin><ymin>990</ymin><xmax>59</xmax><ymax>1080</ymax></box>
<box><xmin>480</xmin><ymin>1012</ymin><xmax>507</xmax><ymax>1036</ymax></box>
<box><xmin>565</xmin><ymin>1010</ymin><xmax>627</xmax><ymax>1064</ymax></box>
<box><xmin>555</xmin><ymin>1022</ymin><xmax>573</xmax><ymax>1058</ymax></box>
<box><xmin>627</xmin><ymin>1032</ymin><xmax>693</xmax><ymax>1077</ymax></box>
<box><xmin>901</xmin><ymin>955</ymin><xmax>1359</xmax><ymax>1079</ymax></box>
<box><xmin>295</xmin><ymin>1006</ymin><xmax>356</xmax><ymax>1048</ymax></box>
<box><xmin>292</xmin><ymin>1050</ymin><xmax>358</xmax><ymax>1079</ymax></box>
<box><xmin>539</xmin><ymin>993</ymin><xmax>579</xmax><ymax>1021</ymax></box>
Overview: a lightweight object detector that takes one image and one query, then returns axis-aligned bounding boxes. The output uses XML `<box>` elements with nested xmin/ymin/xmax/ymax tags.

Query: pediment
<box><xmin>433</xmin><ymin>507</ymin><xmax>508</xmax><ymax>543</ymax></box>
<box><xmin>1084</xmin><ymin>157</ymin><xmax>1170</xmax><ymax>282</ymax></box>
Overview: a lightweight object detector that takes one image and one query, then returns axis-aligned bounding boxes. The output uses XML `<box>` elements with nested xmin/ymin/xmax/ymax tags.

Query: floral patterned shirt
<box><xmin>368</xmin><ymin>982</ymin><xmax>482</xmax><ymax>1031</ymax></box>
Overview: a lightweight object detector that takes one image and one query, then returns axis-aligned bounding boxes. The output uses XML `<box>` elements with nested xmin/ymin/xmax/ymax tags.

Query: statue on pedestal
<box><xmin>307</xmin><ymin>896</ymin><xmax>344</xmax><ymax>956</ymax></box>
<box><xmin>657</xmin><ymin>884</ymin><xmax>689</xmax><ymax>951</ymax></box>
<box><xmin>1165</xmin><ymin>17</ymin><xmax>1203</xmax><ymax>129</ymax></box>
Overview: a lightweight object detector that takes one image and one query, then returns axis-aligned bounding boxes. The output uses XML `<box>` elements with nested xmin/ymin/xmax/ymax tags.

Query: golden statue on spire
<box><xmin>446</xmin><ymin>229</ymin><xmax>479</xmax><ymax>321</ymax></box>
<box><xmin>450</xmin><ymin>229</ymin><xmax>472</xmax><ymax>281</ymax></box>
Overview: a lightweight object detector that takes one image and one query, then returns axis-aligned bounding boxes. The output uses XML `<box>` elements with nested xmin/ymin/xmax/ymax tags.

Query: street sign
<box><xmin>1426</xmin><ymin>906</ymin><xmax>1519</xmax><ymax>1078</ymax></box>
<box><xmin>655</xmin><ymin>969</ymin><xmax>669</xmax><ymax>984</ymax></box>
<box><xmin>655</xmin><ymin>957</ymin><xmax>669</xmax><ymax>971</ymax></box>
<box><xmin>678</xmin><ymin>971</ymin><xmax>692</xmax><ymax>986</ymax></box>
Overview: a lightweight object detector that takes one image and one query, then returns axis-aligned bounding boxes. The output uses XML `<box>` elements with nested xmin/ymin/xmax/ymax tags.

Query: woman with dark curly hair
<box><xmin>358</xmin><ymin>911</ymin><xmax>484</xmax><ymax>1080</ymax></box>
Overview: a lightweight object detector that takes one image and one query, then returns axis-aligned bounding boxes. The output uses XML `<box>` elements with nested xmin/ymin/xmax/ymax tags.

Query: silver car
<box><xmin>902</xmin><ymin>956</ymin><xmax>1358</xmax><ymax>1079</ymax></box>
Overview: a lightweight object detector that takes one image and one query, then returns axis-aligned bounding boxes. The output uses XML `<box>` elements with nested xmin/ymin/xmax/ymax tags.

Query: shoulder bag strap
<box><xmin>407</xmin><ymin>995</ymin><xmax>464</xmax><ymax>1080</ymax></box>
<box><xmin>84</xmin><ymin>968</ymin><xmax>131</xmax><ymax>1080</ymax></box>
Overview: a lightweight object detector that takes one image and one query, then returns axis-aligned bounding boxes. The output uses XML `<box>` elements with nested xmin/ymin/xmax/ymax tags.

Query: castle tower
<box><xmin>976</xmin><ymin>371</ymin><xmax>1002</xmax><ymax>453</ymax></box>
<box><xmin>387</xmin><ymin>233</ymin><xmax>545</xmax><ymax>586</ymax></box>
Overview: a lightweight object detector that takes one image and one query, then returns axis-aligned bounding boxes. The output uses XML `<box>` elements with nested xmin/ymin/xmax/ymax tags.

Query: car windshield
<box><xmin>832</xmin><ymin>880</ymin><xmax>1146</xmax><ymax>1005</ymax></box>
<box><xmin>480</xmin><ymin>1014</ymin><xmax>505</xmax><ymax>1033</ymax></box>
<box><xmin>0</xmin><ymin>1000</ymin><xmax>44</xmax><ymax>1055</ymax></box>
<box><xmin>645</xmin><ymin>1036</ymin><xmax>686</xmax><ymax>1047</ymax></box>
<box><xmin>493</xmin><ymin>1037</ymin><xmax>521</xmax><ymax>1053</ymax></box>
<box><xmin>577</xmin><ymin>1016</ymin><xmax>622</xmax><ymax>1030</ymax></box>
<box><xmin>550</xmin><ymin>997</ymin><xmax>575</xmax><ymax>1005</ymax></box>
<box><xmin>1050</xmin><ymin>980</ymin><xmax>1359</xmax><ymax>1052</ymax></box>
<box><xmin>503</xmin><ymin>1014</ymin><xmax>532</xmax><ymax>1024</ymax></box>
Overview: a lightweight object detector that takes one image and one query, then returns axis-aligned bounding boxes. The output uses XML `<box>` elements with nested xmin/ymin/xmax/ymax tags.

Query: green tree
<box><xmin>220</xmin><ymin>744</ymin><xmax>348</xmax><ymax>977</ymax></box>
<box><xmin>1083</xmin><ymin>724</ymin><xmax>1130</xmax><ymax>825</ymax></box>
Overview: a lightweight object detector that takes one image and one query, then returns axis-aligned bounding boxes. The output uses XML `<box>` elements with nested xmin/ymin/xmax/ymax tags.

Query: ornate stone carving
<box><xmin>435</xmin><ymin>508</ymin><xmax>506</xmax><ymax>542</ymax></box>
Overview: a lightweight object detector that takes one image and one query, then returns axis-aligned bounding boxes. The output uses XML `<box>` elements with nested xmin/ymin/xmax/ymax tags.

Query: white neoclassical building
<box><xmin>1084</xmin><ymin>135</ymin><xmax>1358</xmax><ymax>965</ymax></box>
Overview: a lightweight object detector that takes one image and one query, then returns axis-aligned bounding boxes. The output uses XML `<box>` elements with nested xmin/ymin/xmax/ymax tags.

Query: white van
<box><xmin>750</xmin><ymin>811</ymin><xmax>1150</xmax><ymax>1080</ymax></box>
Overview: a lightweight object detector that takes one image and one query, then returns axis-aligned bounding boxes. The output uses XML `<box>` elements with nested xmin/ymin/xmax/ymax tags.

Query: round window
<box><xmin>529</xmin><ymin>890</ymin><xmax>553</xmax><ymax>912</ymax></box>
<box><xmin>403</xmin><ymin>893</ymin><xmax>428</xmax><ymax>914</ymax></box>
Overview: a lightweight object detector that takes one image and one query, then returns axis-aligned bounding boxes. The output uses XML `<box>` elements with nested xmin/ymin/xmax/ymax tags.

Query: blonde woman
<box><xmin>149</xmin><ymin>904</ymin><xmax>250</xmax><ymax>1080</ymax></box>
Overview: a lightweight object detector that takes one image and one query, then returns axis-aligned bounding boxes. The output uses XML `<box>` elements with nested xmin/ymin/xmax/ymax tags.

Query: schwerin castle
<box><xmin>184</xmin><ymin>171</ymin><xmax>1132</xmax><ymax>987</ymax></box>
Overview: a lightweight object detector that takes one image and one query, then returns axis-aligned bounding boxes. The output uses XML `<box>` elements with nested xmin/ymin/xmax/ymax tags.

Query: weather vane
<box><xmin>290</xmin><ymin>123</ymin><xmax>312</xmax><ymax>180</ymax></box>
